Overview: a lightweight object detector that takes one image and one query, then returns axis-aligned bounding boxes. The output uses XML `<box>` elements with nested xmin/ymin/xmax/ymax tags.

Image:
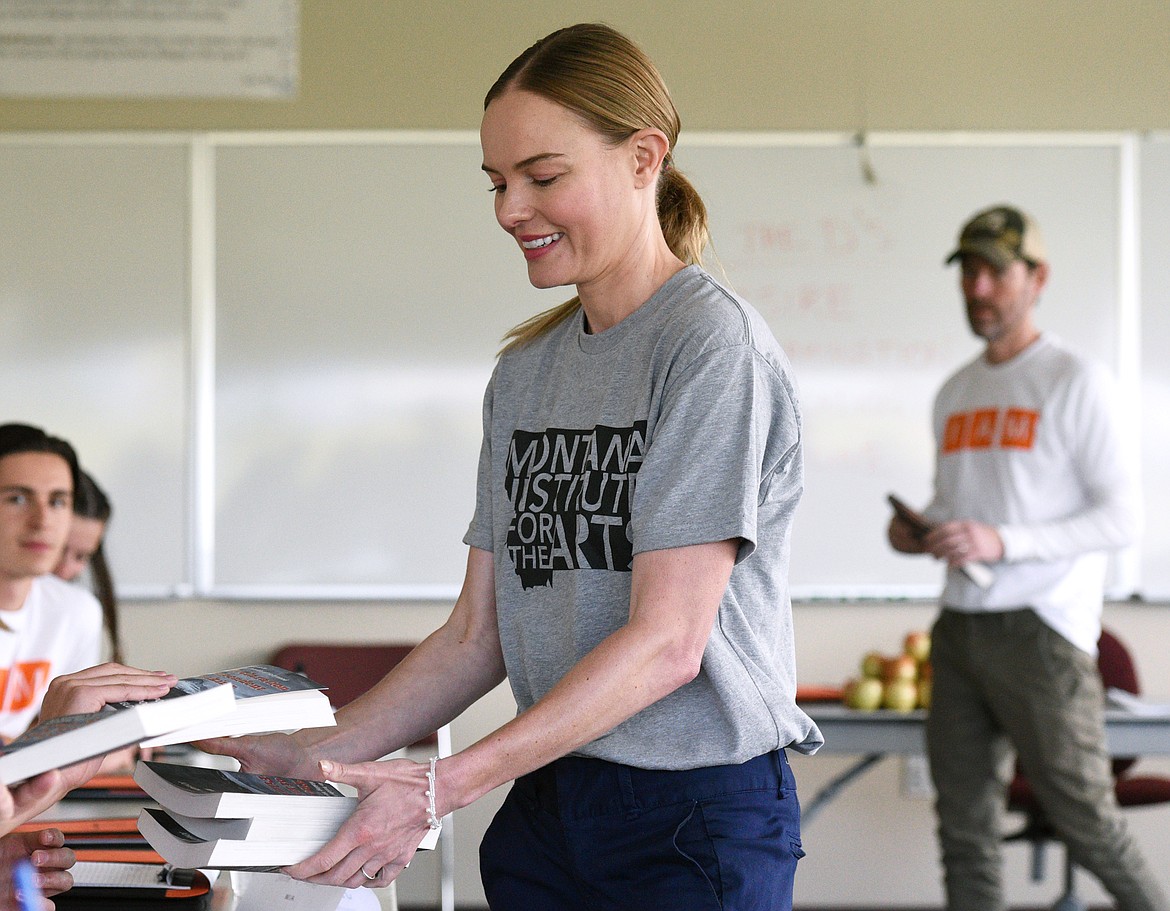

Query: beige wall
<box><xmin>13</xmin><ymin>2</ymin><xmax>1170</xmax><ymax>907</ymax></box>
<box><xmin>3</xmin><ymin>1</ymin><xmax>1170</xmax><ymax>133</ymax></box>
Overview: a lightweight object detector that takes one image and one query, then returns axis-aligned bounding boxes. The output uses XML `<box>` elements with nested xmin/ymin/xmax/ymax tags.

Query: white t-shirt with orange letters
<box><xmin>925</xmin><ymin>333</ymin><xmax>1139</xmax><ymax>655</ymax></box>
<box><xmin>0</xmin><ymin>573</ymin><xmax>103</xmax><ymax>741</ymax></box>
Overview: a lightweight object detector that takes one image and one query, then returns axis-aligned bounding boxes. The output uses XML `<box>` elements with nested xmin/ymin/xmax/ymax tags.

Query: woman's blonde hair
<box><xmin>486</xmin><ymin>23</ymin><xmax>709</xmax><ymax>354</ymax></box>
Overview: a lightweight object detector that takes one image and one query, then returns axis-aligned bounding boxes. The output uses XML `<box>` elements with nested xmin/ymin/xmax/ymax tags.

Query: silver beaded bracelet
<box><xmin>425</xmin><ymin>756</ymin><xmax>442</xmax><ymax>830</ymax></box>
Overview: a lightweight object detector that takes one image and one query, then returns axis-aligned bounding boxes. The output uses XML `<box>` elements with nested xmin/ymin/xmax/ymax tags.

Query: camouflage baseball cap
<box><xmin>945</xmin><ymin>205</ymin><xmax>1047</xmax><ymax>269</ymax></box>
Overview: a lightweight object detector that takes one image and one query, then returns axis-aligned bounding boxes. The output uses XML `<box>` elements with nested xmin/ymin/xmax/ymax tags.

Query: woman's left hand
<box><xmin>283</xmin><ymin>757</ymin><xmax>437</xmax><ymax>889</ymax></box>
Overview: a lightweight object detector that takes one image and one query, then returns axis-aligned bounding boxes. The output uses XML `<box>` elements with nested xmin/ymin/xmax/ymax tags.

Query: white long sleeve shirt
<box><xmin>924</xmin><ymin>334</ymin><xmax>1141</xmax><ymax>655</ymax></box>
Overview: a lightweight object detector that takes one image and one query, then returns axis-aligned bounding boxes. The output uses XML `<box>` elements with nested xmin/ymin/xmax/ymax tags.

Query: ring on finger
<box><xmin>361</xmin><ymin>865</ymin><xmax>379</xmax><ymax>881</ymax></box>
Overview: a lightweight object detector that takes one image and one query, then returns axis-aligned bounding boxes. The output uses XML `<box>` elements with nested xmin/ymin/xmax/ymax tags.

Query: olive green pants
<box><xmin>926</xmin><ymin>608</ymin><xmax>1168</xmax><ymax>911</ymax></box>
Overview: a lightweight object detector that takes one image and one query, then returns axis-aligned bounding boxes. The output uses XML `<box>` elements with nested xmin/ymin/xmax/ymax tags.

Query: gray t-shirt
<box><xmin>465</xmin><ymin>265</ymin><xmax>822</xmax><ymax>768</ymax></box>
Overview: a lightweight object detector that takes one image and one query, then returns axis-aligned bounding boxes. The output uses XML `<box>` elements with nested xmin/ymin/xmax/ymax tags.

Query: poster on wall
<box><xmin>0</xmin><ymin>0</ymin><xmax>298</xmax><ymax>98</ymax></box>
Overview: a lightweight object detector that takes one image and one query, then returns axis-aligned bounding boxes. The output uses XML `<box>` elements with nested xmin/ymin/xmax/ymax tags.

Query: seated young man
<box><xmin>0</xmin><ymin>424</ymin><xmax>103</xmax><ymax>742</ymax></box>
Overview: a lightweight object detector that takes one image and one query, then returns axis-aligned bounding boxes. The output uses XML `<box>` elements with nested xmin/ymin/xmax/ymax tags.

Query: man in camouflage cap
<box><xmin>888</xmin><ymin>206</ymin><xmax>1166</xmax><ymax>911</ymax></box>
<box><xmin>945</xmin><ymin>204</ymin><xmax>1047</xmax><ymax>270</ymax></box>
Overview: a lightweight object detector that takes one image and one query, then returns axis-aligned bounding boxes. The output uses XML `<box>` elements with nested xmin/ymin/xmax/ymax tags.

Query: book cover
<box><xmin>133</xmin><ymin>665</ymin><xmax>336</xmax><ymax>748</ymax></box>
<box><xmin>133</xmin><ymin>761</ymin><xmax>357</xmax><ymax>821</ymax></box>
<box><xmin>0</xmin><ymin>684</ymin><xmax>235</xmax><ymax>787</ymax></box>
<box><xmin>164</xmin><ymin>665</ymin><xmax>327</xmax><ymax>700</ymax></box>
<box><xmin>137</xmin><ymin>807</ymin><xmax>324</xmax><ymax>871</ymax></box>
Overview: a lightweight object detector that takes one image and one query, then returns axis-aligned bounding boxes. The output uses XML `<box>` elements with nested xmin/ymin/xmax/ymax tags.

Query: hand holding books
<box><xmin>133</xmin><ymin>664</ymin><xmax>336</xmax><ymax>748</ymax></box>
<box><xmin>282</xmin><ymin>757</ymin><xmax>442</xmax><ymax>888</ymax></box>
<box><xmin>133</xmin><ymin>757</ymin><xmax>439</xmax><ymax>874</ymax></box>
<box><xmin>167</xmin><ymin>671</ymin><xmax>443</xmax><ymax>887</ymax></box>
<box><xmin>0</xmin><ymin>684</ymin><xmax>236</xmax><ymax>790</ymax></box>
<box><xmin>193</xmin><ymin>729</ymin><xmax>327</xmax><ymax>784</ymax></box>
<box><xmin>37</xmin><ymin>664</ymin><xmax>178</xmax><ymax>720</ymax></box>
<box><xmin>1</xmin><ymin>664</ymin><xmax>183</xmax><ymax>831</ymax></box>
<box><xmin>133</xmin><ymin>761</ymin><xmax>358</xmax><ymax>870</ymax></box>
<box><xmin>0</xmin><ymin>664</ymin><xmax>335</xmax><ymax>792</ymax></box>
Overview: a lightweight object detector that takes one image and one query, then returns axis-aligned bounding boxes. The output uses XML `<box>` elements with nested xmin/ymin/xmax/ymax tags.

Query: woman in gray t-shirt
<box><xmin>203</xmin><ymin>23</ymin><xmax>820</xmax><ymax>910</ymax></box>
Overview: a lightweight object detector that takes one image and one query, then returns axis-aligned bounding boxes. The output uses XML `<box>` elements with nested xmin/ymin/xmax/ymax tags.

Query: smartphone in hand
<box><xmin>887</xmin><ymin>493</ymin><xmax>932</xmax><ymax>539</ymax></box>
<box><xmin>886</xmin><ymin>493</ymin><xmax>993</xmax><ymax>589</ymax></box>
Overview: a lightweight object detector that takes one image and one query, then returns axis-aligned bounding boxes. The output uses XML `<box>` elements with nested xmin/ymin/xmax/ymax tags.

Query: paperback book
<box><xmin>133</xmin><ymin>760</ymin><xmax>357</xmax><ymax>823</ymax></box>
<box><xmin>0</xmin><ymin>684</ymin><xmax>235</xmax><ymax>787</ymax></box>
<box><xmin>137</xmin><ymin>806</ymin><xmax>327</xmax><ymax>871</ymax></box>
<box><xmin>134</xmin><ymin>760</ymin><xmax>440</xmax><ymax>868</ymax></box>
<box><xmin>130</xmin><ymin>665</ymin><xmax>337</xmax><ymax>747</ymax></box>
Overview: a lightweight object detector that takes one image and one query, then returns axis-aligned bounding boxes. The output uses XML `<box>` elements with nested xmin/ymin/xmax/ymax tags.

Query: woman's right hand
<box><xmin>193</xmin><ymin>732</ymin><xmax>324</xmax><ymax>780</ymax></box>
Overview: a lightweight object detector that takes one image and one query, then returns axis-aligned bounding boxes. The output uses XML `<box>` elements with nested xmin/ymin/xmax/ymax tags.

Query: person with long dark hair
<box><xmin>54</xmin><ymin>470</ymin><xmax>123</xmax><ymax>664</ymax></box>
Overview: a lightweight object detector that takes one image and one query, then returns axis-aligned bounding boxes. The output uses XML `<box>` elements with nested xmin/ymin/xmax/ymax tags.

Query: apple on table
<box><xmin>843</xmin><ymin>676</ymin><xmax>884</xmax><ymax>711</ymax></box>
<box><xmin>860</xmin><ymin>650</ymin><xmax>886</xmax><ymax>680</ymax></box>
<box><xmin>904</xmin><ymin>630</ymin><xmax>931</xmax><ymax>663</ymax></box>
<box><xmin>883</xmin><ymin>677</ymin><xmax>919</xmax><ymax>712</ymax></box>
<box><xmin>884</xmin><ymin>653</ymin><xmax>919</xmax><ymax>683</ymax></box>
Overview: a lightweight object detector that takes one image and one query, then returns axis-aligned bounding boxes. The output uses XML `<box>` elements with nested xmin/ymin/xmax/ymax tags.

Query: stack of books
<box><xmin>0</xmin><ymin>664</ymin><xmax>336</xmax><ymax>788</ymax></box>
<box><xmin>133</xmin><ymin>664</ymin><xmax>338</xmax><ymax>747</ymax></box>
<box><xmin>133</xmin><ymin>761</ymin><xmax>359</xmax><ymax>871</ymax></box>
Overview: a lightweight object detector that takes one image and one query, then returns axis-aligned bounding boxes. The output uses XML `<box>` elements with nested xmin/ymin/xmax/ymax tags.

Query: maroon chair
<box><xmin>271</xmin><ymin>642</ymin><xmax>437</xmax><ymax>748</ymax></box>
<box><xmin>1005</xmin><ymin>628</ymin><xmax>1170</xmax><ymax>911</ymax></box>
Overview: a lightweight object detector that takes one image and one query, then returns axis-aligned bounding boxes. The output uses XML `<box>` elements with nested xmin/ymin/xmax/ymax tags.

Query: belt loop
<box><xmin>774</xmin><ymin>749</ymin><xmax>785</xmax><ymax>797</ymax></box>
<box><xmin>618</xmin><ymin>764</ymin><xmax>640</xmax><ymax>818</ymax></box>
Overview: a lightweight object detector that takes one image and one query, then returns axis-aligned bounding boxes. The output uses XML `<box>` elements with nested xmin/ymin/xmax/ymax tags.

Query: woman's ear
<box><xmin>630</xmin><ymin>128</ymin><xmax>670</xmax><ymax>189</ymax></box>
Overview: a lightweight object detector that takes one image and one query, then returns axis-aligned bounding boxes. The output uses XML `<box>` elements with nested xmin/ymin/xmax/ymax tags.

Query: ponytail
<box><xmin>500</xmin><ymin>297</ymin><xmax>582</xmax><ymax>354</ymax></box>
<box><xmin>657</xmin><ymin>163</ymin><xmax>709</xmax><ymax>267</ymax></box>
<box><xmin>89</xmin><ymin>544</ymin><xmax>123</xmax><ymax>664</ymax></box>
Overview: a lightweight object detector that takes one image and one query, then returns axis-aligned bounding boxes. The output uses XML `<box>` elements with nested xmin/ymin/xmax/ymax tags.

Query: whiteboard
<box><xmin>0</xmin><ymin>139</ymin><xmax>190</xmax><ymax>593</ymax></box>
<box><xmin>212</xmin><ymin>140</ymin><xmax>553</xmax><ymax>591</ymax></box>
<box><xmin>679</xmin><ymin>137</ymin><xmax>1123</xmax><ymax>595</ymax></box>
<box><xmin>1</xmin><ymin>132</ymin><xmax>1158</xmax><ymax>599</ymax></box>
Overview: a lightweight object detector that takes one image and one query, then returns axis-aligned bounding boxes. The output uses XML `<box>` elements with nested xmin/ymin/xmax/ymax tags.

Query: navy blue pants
<box><xmin>480</xmin><ymin>750</ymin><xmax>804</xmax><ymax>911</ymax></box>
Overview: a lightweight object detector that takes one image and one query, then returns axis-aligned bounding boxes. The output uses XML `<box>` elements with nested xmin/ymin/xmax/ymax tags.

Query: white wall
<box><xmin>120</xmin><ymin>597</ymin><xmax>1170</xmax><ymax>908</ymax></box>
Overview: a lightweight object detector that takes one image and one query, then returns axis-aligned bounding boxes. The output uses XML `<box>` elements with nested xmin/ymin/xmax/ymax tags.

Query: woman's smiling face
<box><xmin>480</xmin><ymin>88</ymin><xmax>640</xmax><ymax>295</ymax></box>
